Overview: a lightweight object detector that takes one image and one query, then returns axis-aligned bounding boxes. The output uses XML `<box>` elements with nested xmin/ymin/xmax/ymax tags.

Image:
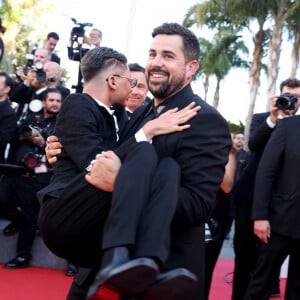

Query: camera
<box><xmin>68</xmin><ymin>17</ymin><xmax>93</xmax><ymax>62</ymax></box>
<box><xmin>32</xmin><ymin>61</ymin><xmax>46</xmax><ymax>83</ymax></box>
<box><xmin>20</xmin><ymin>125</ymin><xmax>41</xmax><ymax>140</ymax></box>
<box><xmin>276</xmin><ymin>93</ymin><xmax>298</xmax><ymax>110</ymax></box>
<box><xmin>22</xmin><ymin>152</ymin><xmax>44</xmax><ymax>170</ymax></box>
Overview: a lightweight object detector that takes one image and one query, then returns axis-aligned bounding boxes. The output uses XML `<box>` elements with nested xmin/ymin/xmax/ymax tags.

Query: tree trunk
<box><xmin>203</xmin><ymin>75</ymin><xmax>209</xmax><ymax>102</ymax></box>
<box><xmin>212</xmin><ymin>78</ymin><xmax>220</xmax><ymax>108</ymax></box>
<box><xmin>244</xmin><ymin>28</ymin><xmax>265</xmax><ymax>151</ymax></box>
<box><xmin>266</xmin><ymin>1</ymin><xmax>286</xmax><ymax>107</ymax></box>
<box><xmin>290</xmin><ymin>29</ymin><xmax>300</xmax><ymax>78</ymax></box>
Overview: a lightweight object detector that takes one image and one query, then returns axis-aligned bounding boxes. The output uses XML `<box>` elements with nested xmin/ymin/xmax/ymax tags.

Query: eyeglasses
<box><xmin>110</xmin><ymin>74</ymin><xmax>137</xmax><ymax>88</ymax></box>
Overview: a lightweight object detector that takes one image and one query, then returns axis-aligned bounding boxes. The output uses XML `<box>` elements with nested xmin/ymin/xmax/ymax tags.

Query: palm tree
<box><xmin>184</xmin><ymin>0</ymin><xmax>270</xmax><ymax>149</ymax></box>
<box><xmin>285</xmin><ymin>4</ymin><xmax>300</xmax><ymax>78</ymax></box>
<box><xmin>266</xmin><ymin>0</ymin><xmax>300</xmax><ymax>103</ymax></box>
<box><xmin>200</xmin><ymin>33</ymin><xmax>249</xmax><ymax>108</ymax></box>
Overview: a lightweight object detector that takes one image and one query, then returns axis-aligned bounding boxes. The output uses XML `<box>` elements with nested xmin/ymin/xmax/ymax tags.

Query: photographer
<box><xmin>12</xmin><ymin>58</ymin><xmax>69</xmax><ymax>119</ymax></box>
<box><xmin>0</xmin><ymin>88</ymin><xmax>61</xmax><ymax>269</ymax></box>
<box><xmin>15</xmin><ymin>48</ymin><xmax>51</xmax><ymax>84</ymax></box>
<box><xmin>232</xmin><ymin>77</ymin><xmax>300</xmax><ymax>300</ymax></box>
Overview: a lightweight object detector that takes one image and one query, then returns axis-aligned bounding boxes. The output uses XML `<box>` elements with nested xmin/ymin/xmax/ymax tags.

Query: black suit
<box><xmin>120</xmin><ymin>85</ymin><xmax>231</xmax><ymax>300</ymax></box>
<box><xmin>50</xmin><ymin>52</ymin><xmax>60</xmax><ymax>65</ymax></box>
<box><xmin>38</xmin><ymin>92</ymin><xmax>180</xmax><ymax>272</ymax></box>
<box><xmin>40</xmin><ymin>85</ymin><xmax>231</xmax><ymax>300</ymax></box>
<box><xmin>231</xmin><ymin>112</ymin><xmax>274</xmax><ymax>300</ymax></box>
<box><xmin>244</xmin><ymin>116</ymin><xmax>300</xmax><ymax>300</ymax></box>
<box><xmin>0</xmin><ymin>99</ymin><xmax>17</xmax><ymax>163</ymax></box>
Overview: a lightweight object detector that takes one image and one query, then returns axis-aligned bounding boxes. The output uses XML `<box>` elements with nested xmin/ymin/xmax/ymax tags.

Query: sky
<box><xmin>44</xmin><ymin>0</ymin><xmax>295</xmax><ymax>125</ymax></box>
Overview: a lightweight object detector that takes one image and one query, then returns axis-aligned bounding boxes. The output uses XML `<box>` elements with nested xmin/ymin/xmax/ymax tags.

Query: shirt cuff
<box><xmin>135</xmin><ymin>129</ymin><xmax>152</xmax><ymax>143</ymax></box>
<box><xmin>266</xmin><ymin>116</ymin><xmax>276</xmax><ymax>128</ymax></box>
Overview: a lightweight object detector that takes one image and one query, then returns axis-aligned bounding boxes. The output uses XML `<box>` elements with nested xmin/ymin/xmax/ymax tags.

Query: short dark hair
<box><xmin>128</xmin><ymin>63</ymin><xmax>145</xmax><ymax>73</ymax></box>
<box><xmin>81</xmin><ymin>47</ymin><xmax>127</xmax><ymax>83</ymax></box>
<box><xmin>152</xmin><ymin>22</ymin><xmax>200</xmax><ymax>63</ymax></box>
<box><xmin>47</xmin><ymin>32</ymin><xmax>60</xmax><ymax>41</ymax></box>
<box><xmin>41</xmin><ymin>88</ymin><xmax>62</xmax><ymax>101</ymax></box>
<box><xmin>280</xmin><ymin>78</ymin><xmax>300</xmax><ymax>93</ymax></box>
<box><xmin>0</xmin><ymin>71</ymin><xmax>14</xmax><ymax>96</ymax></box>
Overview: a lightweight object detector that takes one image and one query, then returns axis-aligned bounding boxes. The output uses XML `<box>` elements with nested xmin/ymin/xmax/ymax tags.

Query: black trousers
<box><xmin>244</xmin><ymin>231</ymin><xmax>300</xmax><ymax>300</ymax></box>
<box><xmin>1</xmin><ymin>173</ymin><xmax>51</xmax><ymax>258</ymax></box>
<box><xmin>38</xmin><ymin>142</ymin><xmax>180</xmax><ymax>267</ymax></box>
<box><xmin>232</xmin><ymin>221</ymin><xmax>283</xmax><ymax>300</ymax></box>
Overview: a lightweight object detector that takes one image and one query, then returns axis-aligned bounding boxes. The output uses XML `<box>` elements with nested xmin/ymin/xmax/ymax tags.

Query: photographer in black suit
<box><xmin>232</xmin><ymin>78</ymin><xmax>300</xmax><ymax>300</ymax></box>
<box><xmin>244</xmin><ymin>90</ymin><xmax>300</xmax><ymax>299</ymax></box>
<box><xmin>1</xmin><ymin>88</ymin><xmax>61</xmax><ymax>269</ymax></box>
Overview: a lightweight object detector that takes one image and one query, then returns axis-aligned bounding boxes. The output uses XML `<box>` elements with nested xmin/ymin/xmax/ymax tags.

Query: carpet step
<box><xmin>0</xmin><ymin>218</ymin><xmax>67</xmax><ymax>269</ymax></box>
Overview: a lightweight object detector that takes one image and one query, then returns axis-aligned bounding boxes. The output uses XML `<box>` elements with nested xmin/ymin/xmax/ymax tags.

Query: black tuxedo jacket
<box><xmin>121</xmin><ymin>84</ymin><xmax>231</xmax><ymax>226</ymax></box>
<box><xmin>120</xmin><ymin>85</ymin><xmax>231</xmax><ymax>297</ymax></box>
<box><xmin>38</xmin><ymin>93</ymin><xmax>118</xmax><ymax>199</ymax></box>
<box><xmin>233</xmin><ymin>112</ymin><xmax>275</xmax><ymax>223</ymax></box>
<box><xmin>252</xmin><ymin>116</ymin><xmax>300</xmax><ymax>239</ymax></box>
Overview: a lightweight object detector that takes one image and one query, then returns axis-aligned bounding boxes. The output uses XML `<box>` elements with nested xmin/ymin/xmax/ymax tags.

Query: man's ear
<box><xmin>106</xmin><ymin>75</ymin><xmax>117</xmax><ymax>90</ymax></box>
<box><xmin>186</xmin><ymin>60</ymin><xmax>199</xmax><ymax>78</ymax></box>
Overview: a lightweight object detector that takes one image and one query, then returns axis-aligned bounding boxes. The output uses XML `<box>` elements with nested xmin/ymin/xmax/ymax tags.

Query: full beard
<box><xmin>148</xmin><ymin>77</ymin><xmax>185</xmax><ymax>101</ymax></box>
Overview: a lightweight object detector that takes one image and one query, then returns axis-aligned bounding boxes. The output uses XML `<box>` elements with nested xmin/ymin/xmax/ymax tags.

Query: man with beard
<box><xmin>1</xmin><ymin>88</ymin><xmax>61</xmax><ymax>269</ymax></box>
<box><xmin>45</xmin><ymin>23</ymin><xmax>231</xmax><ymax>300</ymax></box>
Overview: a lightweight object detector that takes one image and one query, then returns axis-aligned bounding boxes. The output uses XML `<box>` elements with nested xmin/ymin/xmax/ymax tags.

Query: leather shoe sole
<box><xmin>87</xmin><ymin>257</ymin><xmax>159</xmax><ymax>299</ymax></box>
<box><xmin>142</xmin><ymin>268</ymin><xmax>197</xmax><ymax>300</ymax></box>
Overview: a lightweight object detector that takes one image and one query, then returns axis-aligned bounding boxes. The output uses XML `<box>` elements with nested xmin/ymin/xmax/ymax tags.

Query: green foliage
<box><xmin>228</xmin><ymin>120</ymin><xmax>245</xmax><ymax>133</ymax></box>
<box><xmin>0</xmin><ymin>0</ymin><xmax>55</xmax><ymax>71</ymax></box>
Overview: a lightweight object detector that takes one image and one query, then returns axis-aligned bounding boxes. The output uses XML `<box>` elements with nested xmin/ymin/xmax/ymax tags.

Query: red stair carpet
<box><xmin>0</xmin><ymin>260</ymin><xmax>286</xmax><ymax>300</ymax></box>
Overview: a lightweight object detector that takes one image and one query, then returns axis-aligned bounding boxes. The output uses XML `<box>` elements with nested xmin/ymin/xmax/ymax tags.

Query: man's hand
<box><xmin>31</xmin><ymin>131</ymin><xmax>45</xmax><ymax>148</ymax></box>
<box><xmin>15</xmin><ymin>67</ymin><xmax>27</xmax><ymax>82</ymax></box>
<box><xmin>142</xmin><ymin>102</ymin><xmax>201</xmax><ymax>140</ymax></box>
<box><xmin>85</xmin><ymin>151</ymin><xmax>121</xmax><ymax>192</ymax></box>
<box><xmin>45</xmin><ymin>135</ymin><xmax>62</xmax><ymax>165</ymax></box>
<box><xmin>254</xmin><ymin>220</ymin><xmax>271</xmax><ymax>244</ymax></box>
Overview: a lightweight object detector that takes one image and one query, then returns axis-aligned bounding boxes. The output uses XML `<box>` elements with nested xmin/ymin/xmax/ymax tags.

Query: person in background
<box><xmin>0</xmin><ymin>72</ymin><xmax>17</xmax><ymax>164</ymax></box>
<box><xmin>44</xmin><ymin>32</ymin><xmax>60</xmax><ymax>64</ymax></box>
<box><xmin>125</xmin><ymin>63</ymin><xmax>149</xmax><ymax>119</ymax></box>
<box><xmin>231</xmin><ymin>78</ymin><xmax>300</xmax><ymax>300</ymax></box>
<box><xmin>15</xmin><ymin>48</ymin><xmax>51</xmax><ymax>84</ymax></box>
<box><xmin>84</xmin><ymin>28</ymin><xmax>102</xmax><ymax>48</ymax></box>
<box><xmin>244</xmin><ymin>97</ymin><xmax>300</xmax><ymax>299</ymax></box>
<box><xmin>0</xmin><ymin>17</ymin><xmax>6</xmax><ymax>64</ymax></box>
<box><xmin>1</xmin><ymin>88</ymin><xmax>61</xmax><ymax>269</ymax></box>
<box><xmin>224</xmin><ymin>131</ymin><xmax>249</xmax><ymax>239</ymax></box>
<box><xmin>204</xmin><ymin>147</ymin><xmax>237</xmax><ymax>300</ymax></box>
<box><xmin>12</xmin><ymin>60</ymin><xmax>69</xmax><ymax>120</ymax></box>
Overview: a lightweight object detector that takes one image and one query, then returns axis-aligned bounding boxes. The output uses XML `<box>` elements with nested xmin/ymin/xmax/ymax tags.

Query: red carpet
<box><xmin>0</xmin><ymin>260</ymin><xmax>286</xmax><ymax>300</ymax></box>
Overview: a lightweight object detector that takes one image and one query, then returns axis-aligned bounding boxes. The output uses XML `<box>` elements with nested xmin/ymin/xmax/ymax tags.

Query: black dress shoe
<box><xmin>142</xmin><ymin>268</ymin><xmax>197</xmax><ymax>300</ymax></box>
<box><xmin>3</xmin><ymin>222</ymin><xmax>19</xmax><ymax>236</ymax></box>
<box><xmin>87</xmin><ymin>247</ymin><xmax>159</xmax><ymax>299</ymax></box>
<box><xmin>65</xmin><ymin>263</ymin><xmax>78</xmax><ymax>277</ymax></box>
<box><xmin>5</xmin><ymin>256</ymin><xmax>31</xmax><ymax>269</ymax></box>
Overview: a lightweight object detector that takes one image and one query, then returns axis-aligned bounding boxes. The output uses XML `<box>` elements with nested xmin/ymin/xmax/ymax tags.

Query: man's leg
<box><xmin>38</xmin><ymin>173</ymin><xmax>111</xmax><ymax>267</ymax></box>
<box><xmin>88</xmin><ymin>143</ymin><xmax>165</xmax><ymax>297</ymax></box>
<box><xmin>231</xmin><ymin>221</ymin><xmax>260</xmax><ymax>300</ymax></box>
<box><xmin>285</xmin><ymin>240</ymin><xmax>300</xmax><ymax>300</ymax></box>
<box><xmin>244</xmin><ymin>232</ymin><xmax>289</xmax><ymax>300</ymax></box>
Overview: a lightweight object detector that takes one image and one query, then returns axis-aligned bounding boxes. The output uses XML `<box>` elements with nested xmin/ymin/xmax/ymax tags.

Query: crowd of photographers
<box><xmin>0</xmin><ymin>31</ymin><xmax>77</xmax><ymax>275</ymax></box>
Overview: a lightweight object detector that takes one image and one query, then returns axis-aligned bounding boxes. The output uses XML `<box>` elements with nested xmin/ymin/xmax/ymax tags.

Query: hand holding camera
<box><xmin>20</xmin><ymin>125</ymin><xmax>45</xmax><ymax>147</ymax></box>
